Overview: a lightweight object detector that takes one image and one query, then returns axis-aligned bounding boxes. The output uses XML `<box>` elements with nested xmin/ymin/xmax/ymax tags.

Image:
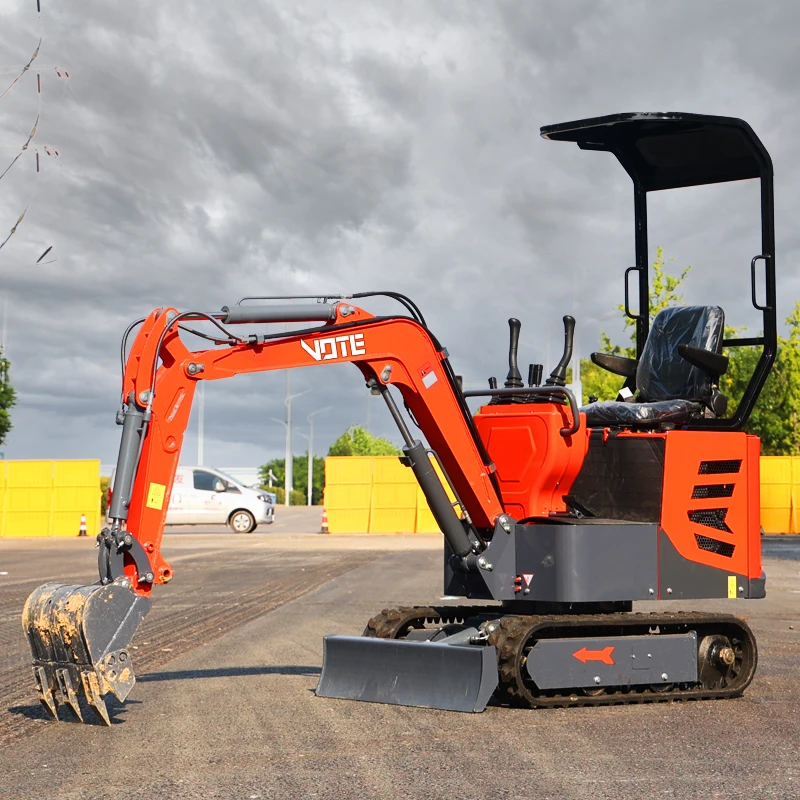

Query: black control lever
<box><xmin>528</xmin><ymin>364</ymin><xmax>543</xmax><ymax>387</ymax></box>
<box><xmin>504</xmin><ymin>318</ymin><xmax>524</xmax><ymax>388</ymax></box>
<box><xmin>546</xmin><ymin>315</ymin><xmax>575</xmax><ymax>387</ymax></box>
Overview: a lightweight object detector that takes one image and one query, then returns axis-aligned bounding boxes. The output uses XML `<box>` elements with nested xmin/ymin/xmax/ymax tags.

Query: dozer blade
<box><xmin>316</xmin><ymin>635</ymin><xmax>499</xmax><ymax>713</ymax></box>
<box><xmin>21</xmin><ymin>580</ymin><xmax>151</xmax><ymax>725</ymax></box>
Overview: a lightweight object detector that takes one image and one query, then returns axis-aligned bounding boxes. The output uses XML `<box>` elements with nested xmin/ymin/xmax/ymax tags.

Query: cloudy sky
<box><xmin>0</xmin><ymin>0</ymin><xmax>798</xmax><ymax>472</ymax></box>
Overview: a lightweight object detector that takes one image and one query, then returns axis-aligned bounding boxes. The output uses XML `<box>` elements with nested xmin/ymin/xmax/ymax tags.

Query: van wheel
<box><xmin>230</xmin><ymin>510</ymin><xmax>256</xmax><ymax>533</ymax></box>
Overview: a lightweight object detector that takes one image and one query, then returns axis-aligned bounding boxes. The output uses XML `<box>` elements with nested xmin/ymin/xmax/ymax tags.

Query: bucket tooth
<box><xmin>22</xmin><ymin>580</ymin><xmax>151</xmax><ymax>724</ymax></box>
<box><xmin>55</xmin><ymin>668</ymin><xmax>83</xmax><ymax>722</ymax></box>
<box><xmin>81</xmin><ymin>671</ymin><xmax>111</xmax><ymax>726</ymax></box>
<box><xmin>32</xmin><ymin>666</ymin><xmax>58</xmax><ymax>720</ymax></box>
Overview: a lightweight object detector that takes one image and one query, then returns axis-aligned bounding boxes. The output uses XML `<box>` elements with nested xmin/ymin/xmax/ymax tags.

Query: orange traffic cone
<box><xmin>320</xmin><ymin>508</ymin><xmax>329</xmax><ymax>534</ymax></box>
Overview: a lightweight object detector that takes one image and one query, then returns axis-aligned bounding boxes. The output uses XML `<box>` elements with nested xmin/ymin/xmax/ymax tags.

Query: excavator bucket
<box><xmin>21</xmin><ymin>580</ymin><xmax>151</xmax><ymax>725</ymax></box>
<box><xmin>316</xmin><ymin>635</ymin><xmax>499</xmax><ymax>713</ymax></box>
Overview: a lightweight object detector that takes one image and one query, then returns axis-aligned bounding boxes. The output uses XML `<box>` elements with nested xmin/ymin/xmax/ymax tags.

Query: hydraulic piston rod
<box><xmin>376</xmin><ymin>380</ymin><xmax>476</xmax><ymax>559</ymax></box>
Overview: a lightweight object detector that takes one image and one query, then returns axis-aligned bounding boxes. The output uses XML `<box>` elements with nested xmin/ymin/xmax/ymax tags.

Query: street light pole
<box><xmin>305</xmin><ymin>406</ymin><xmax>330</xmax><ymax>506</ymax></box>
<box><xmin>277</xmin><ymin>375</ymin><xmax>310</xmax><ymax>507</ymax></box>
<box><xmin>285</xmin><ymin>373</ymin><xmax>292</xmax><ymax>508</ymax></box>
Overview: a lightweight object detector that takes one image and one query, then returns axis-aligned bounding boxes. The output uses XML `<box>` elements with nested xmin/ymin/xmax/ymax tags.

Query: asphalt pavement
<box><xmin>0</xmin><ymin>528</ymin><xmax>798</xmax><ymax>799</ymax></box>
<box><xmin>763</xmin><ymin>535</ymin><xmax>800</xmax><ymax>561</ymax></box>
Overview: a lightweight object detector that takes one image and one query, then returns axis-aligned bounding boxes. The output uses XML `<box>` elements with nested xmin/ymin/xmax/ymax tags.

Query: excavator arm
<box><xmin>114</xmin><ymin>300</ymin><xmax>505</xmax><ymax>594</ymax></box>
<box><xmin>22</xmin><ymin>295</ymin><xmax>510</xmax><ymax>722</ymax></box>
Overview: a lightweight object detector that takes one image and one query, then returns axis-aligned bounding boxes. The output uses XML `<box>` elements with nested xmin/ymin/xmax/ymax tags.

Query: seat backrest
<box><xmin>636</xmin><ymin>306</ymin><xmax>725</xmax><ymax>402</ymax></box>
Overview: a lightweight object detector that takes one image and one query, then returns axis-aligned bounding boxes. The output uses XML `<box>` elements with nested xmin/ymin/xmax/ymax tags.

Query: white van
<box><xmin>109</xmin><ymin>466</ymin><xmax>275</xmax><ymax>532</ymax></box>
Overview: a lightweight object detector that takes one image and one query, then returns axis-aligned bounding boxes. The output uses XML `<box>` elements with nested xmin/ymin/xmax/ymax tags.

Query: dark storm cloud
<box><xmin>0</xmin><ymin>0</ymin><xmax>798</xmax><ymax>467</ymax></box>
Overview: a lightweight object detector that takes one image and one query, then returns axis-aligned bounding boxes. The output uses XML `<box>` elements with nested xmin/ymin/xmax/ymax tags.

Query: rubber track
<box><xmin>363</xmin><ymin>606</ymin><xmax>758</xmax><ymax>709</ymax></box>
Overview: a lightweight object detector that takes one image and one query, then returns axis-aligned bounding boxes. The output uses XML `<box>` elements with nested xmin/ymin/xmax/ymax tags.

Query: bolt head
<box><xmin>661</xmin><ymin>673</ymin><xmax>668</xmax><ymax>681</ymax></box>
<box><xmin>648</xmin><ymin>588</ymin><xmax>655</xmax><ymax>595</ymax></box>
<box><xmin>523</xmin><ymin>588</ymin><xmax>530</xmax><ymax>595</ymax></box>
<box><xmin>667</xmin><ymin>587</ymin><xmax>673</xmax><ymax>594</ymax></box>
<box><xmin>738</xmin><ymin>586</ymin><xmax>744</xmax><ymax>594</ymax></box>
<box><xmin>594</xmin><ymin>676</ymin><xmax>601</xmax><ymax>684</ymax></box>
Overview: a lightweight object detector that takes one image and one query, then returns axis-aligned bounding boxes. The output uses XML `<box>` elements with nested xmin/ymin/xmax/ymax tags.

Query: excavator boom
<box><xmin>22</xmin><ymin>296</ymin><xmax>519</xmax><ymax>722</ymax></box>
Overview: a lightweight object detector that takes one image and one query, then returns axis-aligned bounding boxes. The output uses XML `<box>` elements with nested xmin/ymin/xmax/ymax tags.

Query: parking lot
<box><xmin>0</xmin><ymin>520</ymin><xmax>798</xmax><ymax>799</ymax></box>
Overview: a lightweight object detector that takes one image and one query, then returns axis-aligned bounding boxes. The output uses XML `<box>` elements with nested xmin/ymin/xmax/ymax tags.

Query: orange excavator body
<box><xmin>22</xmin><ymin>108</ymin><xmax>775</xmax><ymax>719</ymax></box>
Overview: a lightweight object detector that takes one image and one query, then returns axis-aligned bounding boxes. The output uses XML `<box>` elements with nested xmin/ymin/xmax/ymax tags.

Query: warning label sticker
<box><xmin>419</xmin><ymin>362</ymin><xmax>438</xmax><ymax>389</ymax></box>
<box><xmin>522</xmin><ymin>573</ymin><xmax>534</xmax><ymax>587</ymax></box>
<box><xmin>146</xmin><ymin>482</ymin><xmax>167</xmax><ymax>510</ymax></box>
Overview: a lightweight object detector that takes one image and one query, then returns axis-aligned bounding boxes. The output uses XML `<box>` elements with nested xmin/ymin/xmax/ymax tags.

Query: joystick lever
<box><xmin>546</xmin><ymin>315</ymin><xmax>575</xmax><ymax>387</ymax></box>
<box><xmin>504</xmin><ymin>318</ymin><xmax>524</xmax><ymax>388</ymax></box>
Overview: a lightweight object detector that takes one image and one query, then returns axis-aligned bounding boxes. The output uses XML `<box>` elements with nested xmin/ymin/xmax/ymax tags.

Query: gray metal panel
<box><xmin>659</xmin><ymin>529</ymin><xmax>765</xmax><ymax>599</ymax></box>
<box><xmin>316</xmin><ymin>635</ymin><xmax>498</xmax><ymax>713</ymax></box>
<box><xmin>526</xmin><ymin>632</ymin><xmax>698</xmax><ymax>689</ymax></box>
<box><xmin>750</xmin><ymin>570</ymin><xmax>767</xmax><ymax>599</ymax></box>
<box><xmin>510</xmin><ymin>522</ymin><xmax>658</xmax><ymax>602</ymax></box>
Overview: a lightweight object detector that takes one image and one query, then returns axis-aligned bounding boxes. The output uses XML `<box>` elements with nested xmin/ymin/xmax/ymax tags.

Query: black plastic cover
<box><xmin>591</xmin><ymin>352</ymin><xmax>638</xmax><ymax>378</ymax></box>
<box><xmin>566</xmin><ymin>429</ymin><xmax>665</xmax><ymax>522</ymax></box>
<box><xmin>636</xmin><ymin>306</ymin><xmax>725</xmax><ymax>402</ymax></box>
<box><xmin>581</xmin><ymin>398</ymin><xmax>702</xmax><ymax>427</ymax></box>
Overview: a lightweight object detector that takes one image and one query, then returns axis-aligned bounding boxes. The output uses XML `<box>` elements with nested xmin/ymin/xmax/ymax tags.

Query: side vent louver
<box><xmin>688</xmin><ymin>508</ymin><xmax>732</xmax><ymax>532</ymax></box>
<box><xmin>691</xmin><ymin>484</ymin><xmax>734</xmax><ymax>499</ymax></box>
<box><xmin>698</xmin><ymin>459</ymin><xmax>742</xmax><ymax>475</ymax></box>
<box><xmin>695</xmin><ymin>534</ymin><xmax>735</xmax><ymax>558</ymax></box>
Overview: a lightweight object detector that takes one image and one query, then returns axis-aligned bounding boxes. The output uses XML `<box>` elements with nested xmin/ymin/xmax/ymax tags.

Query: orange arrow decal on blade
<box><xmin>572</xmin><ymin>646</ymin><xmax>615</xmax><ymax>665</ymax></box>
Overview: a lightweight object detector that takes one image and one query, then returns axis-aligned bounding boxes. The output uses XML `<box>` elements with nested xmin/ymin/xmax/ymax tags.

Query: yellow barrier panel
<box><xmin>324</xmin><ymin>457</ymin><xmax>372</xmax><ymax>533</ymax></box>
<box><xmin>370</xmin><ymin>458</ymin><xmax>417</xmax><ymax>533</ymax></box>
<box><xmin>0</xmin><ymin>460</ymin><xmax>101</xmax><ymax>538</ymax></box>
<box><xmin>760</xmin><ymin>455</ymin><xmax>800</xmax><ymax>534</ymax></box>
<box><xmin>324</xmin><ymin>456</ymin><xmax>458</xmax><ymax>534</ymax></box>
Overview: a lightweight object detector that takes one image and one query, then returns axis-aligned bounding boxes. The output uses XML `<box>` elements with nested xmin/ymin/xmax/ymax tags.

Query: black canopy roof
<box><xmin>540</xmin><ymin>112</ymin><xmax>772</xmax><ymax>191</ymax></box>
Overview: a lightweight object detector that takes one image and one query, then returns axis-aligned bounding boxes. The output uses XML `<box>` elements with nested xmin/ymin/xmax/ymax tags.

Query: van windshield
<box><xmin>215</xmin><ymin>470</ymin><xmax>246</xmax><ymax>487</ymax></box>
<box><xmin>193</xmin><ymin>470</ymin><xmax>242</xmax><ymax>494</ymax></box>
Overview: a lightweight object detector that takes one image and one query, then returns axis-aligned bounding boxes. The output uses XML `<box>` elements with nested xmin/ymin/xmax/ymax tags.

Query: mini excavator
<box><xmin>23</xmin><ymin>112</ymin><xmax>776</xmax><ymax>722</ymax></box>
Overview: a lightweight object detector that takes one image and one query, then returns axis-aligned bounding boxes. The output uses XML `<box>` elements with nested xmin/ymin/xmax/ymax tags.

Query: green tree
<box><xmin>581</xmin><ymin>247</ymin><xmax>690</xmax><ymax>402</ymax></box>
<box><xmin>327</xmin><ymin>425</ymin><xmax>401</xmax><ymax>456</ymax></box>
<box><xmin>721</xmin><ymin>301</ymin><xmax>800</xmax><ymax>455</ymax></box>
<box><xmin>100</xmin><ymin>476</ymin><xmax>110</xmax><ymax>516</ymax></box>
<box><xmin>0</xmin><ymin>348</ymin><xmax>16</xmax><ymax>446</ymax></box>
<box><xmin>259</xmin><ymin>455</ymin><xmax>325</xmax><ymax>504</ymax></box>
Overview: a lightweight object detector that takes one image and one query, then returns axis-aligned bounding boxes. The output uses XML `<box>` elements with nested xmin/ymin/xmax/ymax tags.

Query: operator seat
<box><xmin>580</xmin><ymin>305</ymin><xmax>728</xmax><ymax>428</ymax></box>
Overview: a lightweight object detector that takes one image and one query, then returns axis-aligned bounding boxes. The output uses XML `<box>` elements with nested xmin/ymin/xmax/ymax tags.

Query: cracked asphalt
<box><xmin>1</xmin><ymin>517</ymin><xmax>798</xmax><ymax>799</ymax></box>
